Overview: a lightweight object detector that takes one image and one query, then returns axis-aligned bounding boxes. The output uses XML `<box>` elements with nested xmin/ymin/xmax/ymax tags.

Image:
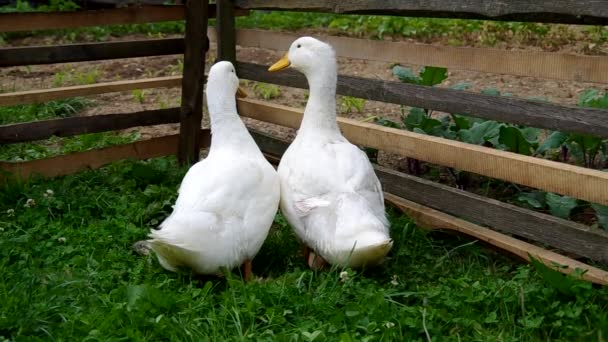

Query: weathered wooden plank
<box><xmin>178</xmin><ymin>0</ymin><xmax>208</xmax><ymax>165</ymax></box>
<box><xmin>378</xmin><ymin>167</ymin><xmax>608</xmax><ymax>264</ymax></box>
<box><xmin>236</xmin><ymin>63</ymin><xmax>608</xmax><ymax>138</ymax></box>
<box><xmin>384</xmin><ymin>194</ymin><xmax>608</xmax><ymax>285</ymax></box>
<box><xmin>0</xmin><ymin>6</ymin><xmax>185</xmax><ymax>33</ymax></box>
<box><xmin>0</xmin><ymin>38</ymin><xmax>184</xmax><ymax>67</ymax></box>
<box><xmin>0</xmin><ymin>129</ymin><xmax>211</xmax><ymax>181</ymax></box>
<box><xmin>246</xmin><ymin>128</ymin><xmax>608</xmax><ymax>265</ymax></box>
<box><xmin>0</xmin><ymin>4</ymin><xmax>249</xmax><ymax>33</ymax></box>
<box><xmin>234</xmin><ymin>0</ymin><xmax>608</xmax><ymax>25</ymax></box>
<box><xmin>236</xmin><ymin>98</ymin><xmax>608</xmax><ymax>206</ymax></box>
<box><xmin>0</xmin><ymin>108</ymin><xmax>180</xmax><ymax>144</ymax></box>
<box><xmin>215</xmin><ymin>0</ymin><xmax>237</xmax><ymax>63</ymax></box>
<box><xmin>229</xmin><ymin>29</ymin><xmax>608</xmax><ymax>84</ymax></box>
<box><xmin>0</xmin><ymin>76</ymin><xmax>181</xmax><ymax>107</ymax></box>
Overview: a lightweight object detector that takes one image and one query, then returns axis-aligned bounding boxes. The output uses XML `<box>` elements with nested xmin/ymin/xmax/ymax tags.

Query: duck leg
<box><xmin>307</xmin><ymin>249</ymin><xmax>328</xmax><ymax>271</ymax></box>
<box><xmin>241</xmin><ymin>259</ymin><xmax>253</xmax><ymax>282</ymax></box>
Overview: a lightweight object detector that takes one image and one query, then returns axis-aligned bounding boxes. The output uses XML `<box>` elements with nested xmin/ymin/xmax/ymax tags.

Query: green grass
<box><xmin>1</xmin><ymin>2</ymin><xmax>605</xmax><ymax>48</ymax></box>
<box><xmin>1</xmin><ymin>156</ymin><xmax>607</xmax><ymax>341</ymax></box>
<box><xmin>0</xmin><ymin>98</ymin><xmax>140</xmax><ymax>161</ymax></box>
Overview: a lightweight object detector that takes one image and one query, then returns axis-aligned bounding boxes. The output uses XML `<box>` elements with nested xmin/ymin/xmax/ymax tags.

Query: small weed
<box><xmin>253</xmin><ymin>82</ymin><xmax>281</xmax><ymax>100</ymax></box>
<box><xmin>339</xmin><ymin>96</ymin><xmax>366</xmax><ymax>114</ymax></box>
<box><xmin>132</xmin><ymin>89</ymin><xmax>146</xmax><ymax>104</ymax></box>
<box><xmin>75</xmin><ymin>68</ymin><xmax>100</xmax><ymax>85</ymax></box>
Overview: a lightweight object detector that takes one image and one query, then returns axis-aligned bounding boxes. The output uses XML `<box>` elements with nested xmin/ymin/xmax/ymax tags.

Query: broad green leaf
<box><xmin>516</xmin><ymin>192</ymin><xmax>545</xmax><ymax>209</ymax></box>
<box><xmin>392</xmin><ymin>65</ymin><xmax>420</xmax><ymax>84</ymax></box>
<box><xmin>536</xmin><ymin>131</ymin><xmax>568</xmax><ymax>154</ymax></box>
<box><xmin>419</xmin><ymin>118</ymin><xmax>442</xmax><ymax>133</ymax></box>
<box><xmin>452</xmin><ymin>115</ymin><xmax>471</xmax><ymax>130</ymax></box>
<box><xmin>565</xmin><ymin>141</ymin><xmax>585</xmax><ymax>165</ymax></box>
<box><xmin>419</xmin><ymin>66</ymin><xmax>448</xmax><ymax>86</ymax></box>
<box><xmin>529</xmin><ymin>255</ymin><xmax>590</xmax><ymax>296</ymax></box>
<box><xmin>591</xmin><ymin>203</ymin><xmax>608</xmax><ymax>230</ymax></box>
<box><xmin>545</xmin><ymin>193</ymin><xmax>578</xmax><ymax>219</ymax></box>
<box><xmin>520</xmin><ymin>127</ymin><xmax>540</xmax><ymax>144</ymax></box>
<box><xmin>450</xmin><ymin>82</ymin><xmax>473</xmax><ymax>91</ymax></box>
<box><xmin>578</xmin><ymin>88</ymin><xmax>599</xmax><ymax>106</ymax></box>
<box><xmin>498</xmin><ymin>126</ymin><xmax>533</xmax><ymax>155</ymax></box>
<box><xmin>373</xmin><ymin>117</ymin><xmax>401</xmax><ymax>129</ymax></box>
<box><xmin>568</xmin><ymin>134</ymin><xmax>602</xmax><ymax>156</ymax></box>
<box><xmin>578</xmin><ymin>88</ymin><xmax>608</xmax><ymax>108</ymax></box>
<box><xmin>403</xmin><ymin>107</ymin><xmax>426</xmax><ymax>130</ymax></box>
<box><xmin>481</xmin><ymin>88</ymin><xmax>501</xmax><ymax>96</ymax></box>
<box><xmin>458</xmin><ymin>120</ymin><xmax>502</xmax><ymax>145</ymax></box>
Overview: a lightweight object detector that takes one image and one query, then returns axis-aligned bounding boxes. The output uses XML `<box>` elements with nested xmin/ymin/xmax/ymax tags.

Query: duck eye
<box><xmin>297</xmin><ymin>44</ymin><xmax>301</xmax><ymax>48</ymax></box>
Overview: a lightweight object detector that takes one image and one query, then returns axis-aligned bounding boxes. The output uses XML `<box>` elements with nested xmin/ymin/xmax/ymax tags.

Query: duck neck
<box><xmin>299</xmin><ymin>62</ymin><xmax>340</xmax><ymax>136</ymax></box>
<box><xmin>207</xmin><ymin>93</ymin><xmax>257</xmax><ymax>155</ymax></box>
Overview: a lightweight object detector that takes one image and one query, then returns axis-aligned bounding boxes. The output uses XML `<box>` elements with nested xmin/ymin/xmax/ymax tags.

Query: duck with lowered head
<box><xmin>268</xmin><ymin>37</ymin><xmax>392</xmax><ymax>269</ymax></box>
<box><xmin>138</xmin><ymin>61</ymin><xmax>280</xmax><ymax>281</ymax></box>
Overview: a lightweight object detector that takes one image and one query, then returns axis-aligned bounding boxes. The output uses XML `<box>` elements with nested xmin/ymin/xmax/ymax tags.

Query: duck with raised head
<box><xmin>268</xmin><ymin>37</ymin><xmax>392</xmax><ymax>269</ymax></box>
<box><xmin>140</xmin><ymin>61</ymin><xmax>280</xmax><ymax>281</ymax></box>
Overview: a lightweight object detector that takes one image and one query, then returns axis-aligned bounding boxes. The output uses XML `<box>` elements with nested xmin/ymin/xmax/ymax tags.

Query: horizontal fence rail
<box><xmin>236</xmin><ymin>98</ymin><xmax>608</xmax><ymax>206</ymax></box>
<box><xmin>236</xmin><ymin>62</ymin><xmax>608</xmax><ymax>138</ymax></box>
<box><xmin>248</xmin><ymin>128</ymin><xmax>608</xmax><ymax>264</ymax></box>
<box><xmin>0</xmin><ymin>129</ymin><xmax>211</xmax><ymax>180</ymax></box>
<box><xmin>0</xmin><ymin>76</ymin><xmax>182</xmax><ymax>106</ymax></box>
<box><xmin>0</xmin><ymin>4</ymin><xmax>249</xmax><ymax>33</ymax></box>
<box><xmin>0</xmin><ymin>107</ymin><xmax>181</xmax><ymax>143</ymax></box>
<box><xmin>234</xmin><ymin>0</ymin><xmax>608</xmax><ymax>25</ymax></box>
<box><xmin>0</xmin><ymin>38</ymin><xmax>185</xmax><ymax>67</ymax></box>
<box><xmin>213</xmin><ymin>28</ymin><xmax>608</xmax><ymax>84</ymax></box>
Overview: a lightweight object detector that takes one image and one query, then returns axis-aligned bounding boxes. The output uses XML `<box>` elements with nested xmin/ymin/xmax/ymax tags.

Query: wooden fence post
<box><xmin>178</xmin><ymin>0</ymin><xmax>209</xmax><ymax>165</ymax></box>
<box><xmin>216</xmin><ymin>0</ymin><xmax>236</xmax><ymax>63</ymax></box>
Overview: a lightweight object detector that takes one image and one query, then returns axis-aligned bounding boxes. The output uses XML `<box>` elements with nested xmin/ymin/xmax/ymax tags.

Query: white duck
<box><xmin>144</xmin><ymin>61</ymin><xmax>280</xmax><ymax>280</ymax></box>
<box><xmin>268</xmin><ymin>37</ymin><xmax>392</xmax><ymax>269</ymax></box>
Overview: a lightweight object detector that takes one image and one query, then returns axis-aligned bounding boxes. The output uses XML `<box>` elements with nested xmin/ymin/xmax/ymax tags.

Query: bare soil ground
<box><xmin>2</xmin><ymin>31</ymin><xmax>606</xmax><ymax>169</ymax></box>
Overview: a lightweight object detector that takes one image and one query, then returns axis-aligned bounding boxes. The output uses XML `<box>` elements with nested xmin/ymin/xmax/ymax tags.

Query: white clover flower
<box><xmin>58</xmin><ymin>237</ymin><xmax>67</xmax><ymax>243</ymax></box>
<box><xmin>339</xmin><ymin>271</ymin><xmax>349</xmax><ymax>282</ymax></box>
<box><xmin>44</xmin><ymin>189</ymin><xmax>54</xmax><ymax>198</ymax></box>
<box><xmin>390</xmin><ymin>275</ymin><xmax>399</xmax><ymax>286</ymax></box>
<box><xmin>384</xmin><ymin>322</ymin><xmax>395</xmax><ymax>329</ymax></box>
<box><xmin>6</xmin><ymin>209</ymin><xmax>15</xmax><ymax>217</ymax></box>
<box><xmin>24</xmin><ymin>199</ymin><xmax>36</xmax><ymax>208</ymax></box>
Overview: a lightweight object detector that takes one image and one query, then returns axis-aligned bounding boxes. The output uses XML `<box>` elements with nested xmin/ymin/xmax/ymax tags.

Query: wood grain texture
<box><xmin>236</xmin><ymin>63</ymin><xmax>608</xmax><ymax>138</ymax></box>
<box><xmin>236</xmin><ymin>98</ymin><xmax>608</xmax><ymax>206</ymax></box>
<box><xmin>234</xmin><ymin>0</ymin><xmax>608</xmax><ymax>25</ymax></box>
<box><xmin>0</xmin><ymin>76</ymin><xmax>181</xmax><ymax>106</ymax></box>
<box><xmin>0</xmin><ymin>6</ymin><xmax>185</xmax><ymax>33</ymax></box>
<box><xmin>0</xmin><ymin>108</ymin><xmax>181</xmax><ymax>144</ymax></box>
<box><xmin>0</xmin><ymin>4</ymin><xmax>248</xmax><ymax>33</ymax></box>
<box><xmin>178</xmin><ymin>0</ymin><xmax>208</xmax><ymax>165</ymax></box>
<box><xmin>0</xmin><ymin>38</ymin><xmax>184</xmax><ymax>67</ymax></box>
<box><xmin>385</xmin><ymin>194</ymin><xmax>608</xmax><ymax>286</ymax></box>
<box><xmin>230</xmin><ymin>29</ymin><xmax>608</xmax><ymax>83</ymax></box>
<box><xmin>215</xmin><ymin>0</ymin><xmax>237</xmax><ymax>63</ymax></box>
<box><xmin>247</xmin><ymin>128</ymin><xmax>608</xmax><ymax>264</ymax></box>
<box><xmin>0</xmin><ymin>129</ymin><xmax>211</xmax><ymax>181</ymax></box>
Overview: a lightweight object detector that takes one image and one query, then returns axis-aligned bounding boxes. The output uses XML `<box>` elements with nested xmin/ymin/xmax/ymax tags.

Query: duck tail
<box><xmin>147</xmin><ymin>230</ymin><xmax>197</xmax><ymax>273</ymax></box>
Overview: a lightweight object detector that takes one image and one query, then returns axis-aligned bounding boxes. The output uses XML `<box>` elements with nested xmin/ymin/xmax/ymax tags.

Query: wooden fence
<box><xmin>1</xmin><ymin>1</ymin><xmax>607</xmax><ymax>283</ymax></box>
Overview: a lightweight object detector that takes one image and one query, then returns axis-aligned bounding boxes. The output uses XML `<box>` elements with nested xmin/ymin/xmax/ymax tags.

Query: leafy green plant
<box><xmin>132</xmin><ymin>89</ymin><xmax>146</xmax><ymax>104</ymax></box>
<box><xmin>339</xmin><ymin>96</ymin><xmax>366</xmax><ymax>114</ymax></box>
<box><xmin>253</xmin><ymin>82</ymin><xmax>281</xmax><ymax>100</ymax></box>
<box><xmin>75</xmin><ymin>68</ymin><xmax>100</xmax><ymax>85</ymax></box>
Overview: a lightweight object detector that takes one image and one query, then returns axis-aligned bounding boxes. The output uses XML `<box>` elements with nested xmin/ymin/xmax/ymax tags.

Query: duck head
<box><xmin>206</xmin><ymin>61</ymin><xmax>247</xmax><ymax>100</ymax></box>
<box><xmin>268</xmin><ymin>37</ymin><xmax>336</xmax><ymax>77</ymax></box>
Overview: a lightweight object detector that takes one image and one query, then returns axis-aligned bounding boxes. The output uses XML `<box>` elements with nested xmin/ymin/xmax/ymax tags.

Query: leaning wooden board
<box><xmin>384</xmin><ymin>193</ymin><xmax>608</xmax><ymax>286</ymax></box>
